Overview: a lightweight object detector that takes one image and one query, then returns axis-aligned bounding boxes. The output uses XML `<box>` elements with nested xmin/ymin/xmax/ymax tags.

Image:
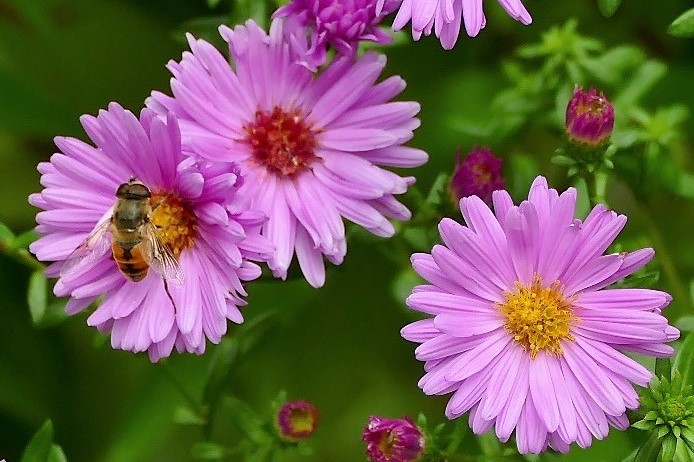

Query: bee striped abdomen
<box><xmin>112</xmin><ymin>243</ymin><xmax>149</xmax><ymax>282</ymax></box>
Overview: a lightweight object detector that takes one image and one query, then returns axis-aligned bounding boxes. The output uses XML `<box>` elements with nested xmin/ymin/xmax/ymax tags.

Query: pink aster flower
<box><xmin>362</xmin><ymin>416</ymin><xmax>425</xmax><ymax>462</ymax></box>
<box><xmin>565</xmin><ymin>86</ymin><xmax>615</xmax><ymax>146</ymax></box>
<box><xmin>402</xmin><ymin>176</ymin><xmax>678</xmax><ymax>453</ymax></box>
<box><xmin>148</xmin><ymin>19</ymin><xmax>427</xmax><ymax>288</ymax></box>
<box><xmin>29</xmin><ymin>103</ymin><xmax>273</xmax><ymax>362</ymax></box>
<box><xmin>276</xmin><ymin>400</ymin><xmax>320</xmax><ymax>442</ymax></box>
<box><xmin>273</xmin><ymin>0</ymin><xmax>401</xmax><ymax>70</ymax></box>
<box><xmin>449</xmin><ymin>146</ymin><xmax>504</xmax><ymax>206</ymax></box>
<box><xmin>390</xmin><ymin>0</ymin><xmax>532</xmax><ymax>49</ymax></box>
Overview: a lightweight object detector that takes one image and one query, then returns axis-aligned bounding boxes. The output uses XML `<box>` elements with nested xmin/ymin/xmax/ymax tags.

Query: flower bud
<box><xmin>362</xmin><ymin>416</ymin><xmax>425</xmax><ymax>462</ymax></box>
<box><xmin>275</xmin><ymin>400</ymin><xmax>319</xmax><ymax>442</ymax></box>
<box><xmin>449</xmin><ymin>146</ymin><xmax>504</xmax><ymax>206</ymax></box>
<box><xmin>565</xmin><ymin>86</ymin><xmax>615</xmax><ymax>146</ymax></box>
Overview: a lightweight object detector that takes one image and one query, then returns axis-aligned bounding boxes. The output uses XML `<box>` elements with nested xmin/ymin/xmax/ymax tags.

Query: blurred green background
<box><xmin>0</xmin><ymin>0</ymin><xmax>693</xmax><ymax>461</ymax></box>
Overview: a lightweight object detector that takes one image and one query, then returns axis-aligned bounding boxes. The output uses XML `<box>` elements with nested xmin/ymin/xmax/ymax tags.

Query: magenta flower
<box><xmin>566</xmin><ymin>86</ymin><xmax>615</xmax><ymax>146</ymax></box>
<box><xmin>362</xmin><ymin>416</ymin><xmax>425</xmax><ymax>462</ymax></box>
<box><xmin>273</xmin><ymin>0</ymin><xmax>401</xmax><ymax>70</ymax></box>
<box><xmin>276</xmin><ymin>400</ymin><xmax>320</xmax><ymax>442</ymax></box>
<box><xmin>402</xmin><ymin>176</ymin><xmax>678</xmax><ymax>453</ymax></box>
<box><xmin>390</xmin><ymin>0</ymin><xmax>532</xmax><ymax>49</ymax></box>
<box><xmin>148</xmin><ymin>20</ymin><xmax>427</xmax><ymax>288</ymax></box>
<box><xmin>29</xmin><ymin>103</ymin><xmax>273</xmax><ymax>362</ymax></box>
<box><xmin>449</xmin><ymin>146</ymin><xmax>504</xmax><ymax>206</ymax></box>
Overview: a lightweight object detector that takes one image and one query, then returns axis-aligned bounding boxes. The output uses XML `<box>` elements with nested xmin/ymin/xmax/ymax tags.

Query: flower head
<box><xmin>565</xmin><ymin>86</ymin><xmax>615</xmax><ymax>146</ymax></box>
<box><xmin>276</xmin><ymin>400</ymin><xmax>320</xmax><ymax>442</ymax></box>
<box><xmin>449</xmin><ymin>146</ymin><xmax>504</xmax><ymax>206</ymax></box>
<box><xmin>148</xmin><ymin>20</ymin><xmax>427</xmax><ymax>288</ymax></box>
<box><xmin>402</xmin><ymin>176</ymin><xmax>678</xmax><ymax>453</ymax></box>
<box><xmin>634</xmin><ymin>370</ymin><xmax>694</xmax><ymax>452</ymax></box>
<box><xmin>390</xmin><ymin>0</ymin><xmax>532</xmax><ymax>49</ymax></box>
<box><xmin>273</xmin><ymin>0</ymin><xmax>401</xmax><ymax>70</ymax></box>
<box><xmin>362</xmin><ymin>416</ymin><xmax>425</xmax><ymax>462</ymax></box>
<box><xmin>30</xmin><ymin>103</ymin><xmax>273</xmax><ymax>361</ymax></box>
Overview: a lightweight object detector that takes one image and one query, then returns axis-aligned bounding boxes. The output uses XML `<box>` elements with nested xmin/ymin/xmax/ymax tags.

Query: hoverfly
<box><xmin>61</xmin><ymin>179</ymin><xmax>184</xmax><ymax>306</ymax></box>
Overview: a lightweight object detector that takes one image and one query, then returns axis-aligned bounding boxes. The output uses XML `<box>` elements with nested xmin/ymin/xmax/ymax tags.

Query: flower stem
<box><xmin>158</xmin><ymin>362</ymin><xmax>207</xmax><ymax>419</ymax></box>
<box><xmin>584</xmin><ymin>169</ymin><xmax>609</xmax><ymax>207</ymax></box>
<box><xmin>0</xmin><ymin>244</ymin><xmax>44</xmax><ymax>271</ymax></box>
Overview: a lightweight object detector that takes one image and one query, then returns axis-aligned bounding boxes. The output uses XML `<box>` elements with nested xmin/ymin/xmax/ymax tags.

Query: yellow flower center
<box><xmin>497</xmin><ymin>276</ymin><xmax>577</xmax><ymax>358</ymax></box>
<box><xmin>149</xmin><ymin>192</ymin><xmax>197</xmax><ymax>258</ymax></box>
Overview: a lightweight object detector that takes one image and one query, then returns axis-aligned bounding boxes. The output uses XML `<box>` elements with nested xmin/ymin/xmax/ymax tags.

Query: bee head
<box><xmin>116</xmin><ymin>179</ymin><xmax>151</xmax><ymax>200</ymax></box>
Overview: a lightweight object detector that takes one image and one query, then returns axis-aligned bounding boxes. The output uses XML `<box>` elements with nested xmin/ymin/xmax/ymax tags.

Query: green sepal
<box><xmin>190</xmin><ymin>442</ymin><xmax>225</xmax><ymax>460</ymax></box>
<box><xmin>21</xmin><ymin>419</ymin><xmax>54</xmax><ymax>462</ymax></box>
<box><xmin>633</xmin><ymin>431</ymin><xmax>664</xmax><ymax>462</ymax></box>
<box><xmin>661</xmin><ymin>433</ymin><xmax>677</xmax><ymax>462</ymax></box>
<box><xmin>668</xmin><ymin>8</ymin><xmax>694</xmax><ymax>37</ymax></box>
<box><xmin>597</xmin><ymin>0</ymin><xmax>622</xmax><ymax>17</ymax></box>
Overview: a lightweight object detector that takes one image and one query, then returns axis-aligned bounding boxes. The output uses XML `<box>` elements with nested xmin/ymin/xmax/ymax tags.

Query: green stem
<box><xmin>0</xmin><ymin>244</ymin><xmax>44</xmax><ymax>271</ymax></box>
<box><xmin>158</xmin><ymin>363</ymin><xmax>206</xmax><ymax>419</ymax></box>
<box><xmin>584</xmin><ymin>169</ymin><xmax>609</xmax><ymax>207</ymax></box>
<box><xmin>642</xmin><ymin>206</ymin><xmax>693</xmax><ymax>318</ymax></box>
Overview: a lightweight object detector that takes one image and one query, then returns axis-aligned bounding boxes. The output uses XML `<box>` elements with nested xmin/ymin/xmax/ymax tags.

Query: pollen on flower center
<box><xmin>244</xmin><ymin>106</ymin><xmax>317</xmax><ymax>176</ymax></box>
<box><xmin>149</xmin><ymin>192</ymin><xmax>197</xmax><ymax>258</ymax></box>
<box><xmin>497</xmin><ymin>276</ymin><xmax>577</xmax><ymax>358</ymax></box>
<box><xmin>377</xmin><ymin>431</ymin><xmax>397</xmax><ymax>457</ymax></box>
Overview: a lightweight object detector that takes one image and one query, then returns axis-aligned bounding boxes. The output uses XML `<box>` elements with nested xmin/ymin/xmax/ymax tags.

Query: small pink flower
<box><xmin>276</xmin><ymin>400</ymin><xmax>320</xmax><ymax>442</ymax></box>
<box><xmin>449</xmin><ymin>146</ymin><xmax>504</xmax><ymax>206</ymax></box>
<box><xmin>362</xmin><ymin>416</ymin><xmax>425</xmax><ymax>462</ymax></box>
<box><xmin>565</xmin><ymin>86</ymin><xmax>615</xmax><ymax>146</ymax></box>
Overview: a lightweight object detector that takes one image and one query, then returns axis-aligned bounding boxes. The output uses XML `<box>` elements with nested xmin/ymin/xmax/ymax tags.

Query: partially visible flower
<box><xmin>565</xmin><ymin>86</ymin><xmax>615</xmax><ymax>146</ymax></box>
<box><xmin>362</xmin><ymin>416</ymin><xmax>425</xmax><ymax>462</ymax></box>
<box><xmin>148</xmin><ymin>20</ymin><xmax>427</xmax><ymax>288</ymax></box>
<box><xmin>390</xmin><ymin>0</ymin><xmax>532</xmax><ymax>50</ymax></box>
<box><xmin>402</xmin><ymin>176</ymin><xmax>678</xmax><ymax>453</ymax></box>
<box><xmin>273</xmin><ymin>0</ymin><xmax>401</xmax><ymax>70</ymax></box>
<box><xmin>29</xmin><ymin>103</ymin><xmax>273</xmax><ymax>361</ymax></box>
<box><xmin>449</xmin><ymin>146</ymin><xmax>504</xmax><ymax>206</ymax></box>
<box><xmin>633</xmin><ymin>370</ymin><xmax>694</xmax><ymax>460</ymax></box>
<box><xmin>276</xmin><ymin>400</ymin><xmax>320</xmax><ymax>442</ymax></box>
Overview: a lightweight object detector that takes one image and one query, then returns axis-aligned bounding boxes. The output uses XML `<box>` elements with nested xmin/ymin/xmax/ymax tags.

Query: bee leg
<box><xmin>163</xmin><ymin>279</ymin><xmax>178</xmax><ymax>314</ymax></box>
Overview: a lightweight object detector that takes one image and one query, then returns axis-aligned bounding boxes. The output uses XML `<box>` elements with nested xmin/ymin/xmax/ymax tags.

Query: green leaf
<box><xmin>206</xmin><ymin>0</ymin><xmax>223</xmax><ymax>8</ymax></box>
<box><xmin>0</xmin><ymin>221</ymin><xmax>14</xmax><ymax>244</ymax></box>
<box><xmin>47</xmin><ymin>445</ymin><xmax>67</xmax><ymax>462</ymax></box>
<box><xmin>633</xmin><ymin>431</ymin><xmax>663</xmax><ymax>462</ymax></box>
<box><xmin>27</xmin><ymin>270</ymin><xmax>48</xmax><ymax>326</ymax></box>
<box><xmin>13</xmin><ymin>230</ymin><xmax>39</xmax><ymax>250</ymax></box>
<box><xmin>597</xmin><ymin>0</ymin><xmax>622</xmax><ymax>17</ymax></box>
<box><xmin>656</xmin><ymin>358</ymin><xmax>672</xmax><ymax>381</ymax></box>
<box><xmin>661</xmin><ymin>434</ymin><xmax>677</xmax><ymax>462</ymax></box>
<box><xmin>21</xmin><ymin>419</ymin><xmax>54</xmax><ymax>462</ymax></box>
<box><xmin>668</xmin><ymin>8</ymin><xmax>694</xmax><ymax>37</ymax></box>
<box><xmin>191</xmin><ymin>442</ymin><xmax>224</xmax><ymax>460</ymax></box>
<box><xmin>174</xmin><ymin>406</ymin><xmax>206</xmax><ymax>426</ymax></box>
<box><xmin>674</xmin><ymin>333</ymin><xmax>694</xmax><ymax>388</ymax></box>
<box><xmin>222</xmin><ymin>396</ymin><xmax>268</xmax><ymax>445</ymax></box>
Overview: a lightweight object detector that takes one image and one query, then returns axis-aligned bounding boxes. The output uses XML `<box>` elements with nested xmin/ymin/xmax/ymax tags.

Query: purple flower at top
<box><xmin>449</xmin><ymin>146</ymin><xmax>504</xmax><ymax>206</ymax></box>
<box><xmin>29</xmin><ymin>103</ymin><xmax>273</xmax><ymax>362</ymax></box>
<box><xmin>148</xmin><ymin>20</ymin><xmax>427</xmax><ymax>288</ymax></box>
<box><xmin>276</xmin><ymin>400</ymin><xmax>320</xmax><ymax>442</ymax></box>
<box><xmin>362</xmin><ymin>416</ymin><xmax>425</xmax><ymax>462</ymax></box>
<box><xmin>273</xmin><ymin>0</ymin><xmax>401</xmax><ymax>70</ymax></box>
<box><xmin>402</xmin><ymin>176</ymin><xmax>678</xmax><ymax>453</ymax></box>
<box><xmin>566</xmin><ymin>86</ymin><xmax>615</xmax><ymax>146</ymax></box>
<box><xmin>390</xmin><ymin>0</ymin><xmax>531</xmax><ymax>49</ymax></box>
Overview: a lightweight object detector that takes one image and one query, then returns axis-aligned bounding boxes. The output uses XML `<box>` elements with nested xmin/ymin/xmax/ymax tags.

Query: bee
<box><xmin>61</xmin><ymin>179</ymin><xmax>184</xmax><ymax>306</ymax></box>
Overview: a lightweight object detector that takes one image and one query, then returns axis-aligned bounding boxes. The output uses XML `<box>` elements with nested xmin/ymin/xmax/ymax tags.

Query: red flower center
<box><xmin>244</xmin><ymin>107</ymin><xmax>317</xmax><ymax>176</ymax></box>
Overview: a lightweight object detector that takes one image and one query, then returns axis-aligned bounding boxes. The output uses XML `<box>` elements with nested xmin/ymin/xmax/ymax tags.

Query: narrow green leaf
<box><xmin>13</xmin><ymin>230</ymin><xmax>39</xmax><ymax>250</ymax></box>
<box><xmin>674</xmin><ymin>333</ymin><xmax>694</xmax><ymax>387</ymax></box>
<box><xmin>191</xmin><ymin>442</ymin><xmax>224</xmax><ymax>460</ymax></box>
<box><xmin>597</xmin><ymin>0</ymin><xmax>622</xmax><ymax>17</ymax></box>
<box><xmin>633</xmin><ymin>431</ymin><xmax>663</xmax><ymax>462</ymax></box>
<box><xmin>27</xmin><ymin>271</ymin><xmax>48</xmax><ymax>325</ymax></box>
<box><xmin>174</xmin><ymin>406</ymin><xmax>206</xmax><ymax>426</ymax></box>
<box><xmin>661</xmin><ymin>434</ymin><xmax>677</xmax><ymax>462</ymax></box>
<box><xmin>0</xmin><ymin>221</ymin><xmax>14</xmax><ymax>244</ymax></box>
<box><xmin>222</xmin><ymin>396</ymin><xmax>268</xmax><ymax>445</ymax></box>
<box><xmin>21</xmin><ymin>419</ymin><xmax>54</xmax><ymax>462</ymax></box>
<box><xmin>656</xmin><ymin>358</ymin><xmax>672</xmax><ymax>381</ymax></box>
<box><xmin>47</xmin><ymin>445</ymin><xmax>67</xmax><ymax>462</ymax></box>
<box><xmin>668</xmin><ymin>8</ymin><xmax>694</xmax><ymax>37</ymax></box>
<box><xmin>206</xmin><ymin>0</ymin><xmax>222</xmax><ymax>8</ymax></box>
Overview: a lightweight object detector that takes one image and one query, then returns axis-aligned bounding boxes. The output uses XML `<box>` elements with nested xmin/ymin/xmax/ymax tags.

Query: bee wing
<box><xmin>143</xmin><ymin>222</ymin><xmax>184</xmax><ymax>285</ymax></box>
<box><xmin>60</xmin><ymin>207</ymin><xmax>113</xmax><ymax>278</ymax></box>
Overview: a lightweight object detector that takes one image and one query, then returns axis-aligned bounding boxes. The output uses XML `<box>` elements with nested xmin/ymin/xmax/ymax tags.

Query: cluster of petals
<box><xmin>30</xmin><ymin>104</ymin><xmax>273</xmax><ymax>361</ymax></box>
<box><xmin>362</xmin><ymin>416</ymin><xmax>425</xmax><ymax>462</ymax></box>
<box><xmin>402</xmin><ymin>176</ymin><xmax>678</xmax><ymax>453</ymax></box>
<box><xmin>148</xmin><ymin>19</ymin><xmax>427</xmax><ymax>288</ymax></box>
<box><xmin>390</xmin><ymin>0</ymin><xmax>532</xmax><ymax>49</ymax></box>
<box><xmin>273</xmin><ymin>0</ymin><xmax>401</xmax><ymax>70</ymax></box>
